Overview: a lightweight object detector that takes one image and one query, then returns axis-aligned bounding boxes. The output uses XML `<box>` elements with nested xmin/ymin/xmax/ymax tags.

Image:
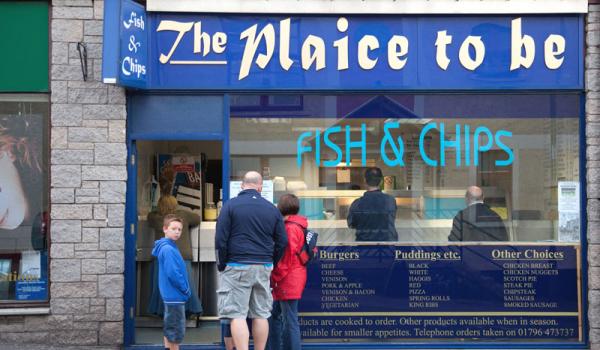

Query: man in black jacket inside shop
<box><xmin>215</xmin><ymin>171</ymin><xmax>288</xmax><ymax>350</ymax></box>
<box><xmin>347</xmin><ymin>167</ymin><xmax>399</xmax><ymax>241</ymax></box>
<box><xmin>448</xmin><ymin>186</ymin><xmax>509</xmax><ymax>242</ymax></box>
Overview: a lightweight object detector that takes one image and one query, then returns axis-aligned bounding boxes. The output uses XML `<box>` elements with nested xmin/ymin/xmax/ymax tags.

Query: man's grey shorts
<box><xmin>217</xmin><ymin>264</ymin><xmax>273</xmax><ymax>319</ymax></box>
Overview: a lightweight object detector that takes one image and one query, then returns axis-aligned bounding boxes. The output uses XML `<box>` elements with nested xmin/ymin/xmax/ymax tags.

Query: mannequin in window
<box><xmin>147</xmin><ymin>195</ymin><xmax>202</xmax><ymax>316</ymax></box>
<box><xmin>448</xmin><ymin>186</ymin><xmax>508</xmax><ymax>242</ymax></box>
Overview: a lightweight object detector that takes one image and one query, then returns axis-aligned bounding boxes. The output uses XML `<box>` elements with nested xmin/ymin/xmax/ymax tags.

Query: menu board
<box><xmin>299</xmin><ymin>244</ymin><xmax>581</xmax><ymax>341</ymax></box>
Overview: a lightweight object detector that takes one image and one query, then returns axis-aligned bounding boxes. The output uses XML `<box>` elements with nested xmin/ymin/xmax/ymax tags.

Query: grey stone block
<box><xmin>51</xmin><ymin>188</ymin><xmax>74</xmax><ymax>203</ymax></box>
<box><xmin>91</xmin><ymin>298</ymin><xmax>106</xmax><ymax>306</ymax></box>
<box><xmin>51</xmin><ymin>104</ymin><xmax>82</xmax><ymax>127</ymax></box>
<box><xmin>51</xmin><ymin>126</ymin><xmax>68</xmax><ymax>149</ymax></box>
<box><xmin>94</xmin><ymin>204</ymin><xmax>108</xmax><ymax>220</ymax></box>
<box><xmin>95</xmin><ymin>143</ymin><xmax>127</xmax><ymax>165</ymax></box>
<box><xmin>68</xmin><ymin>142</ymin><xmax>95</xmax><ymax>150</ymax></box>
<box><xmin>76</xmin><ymin>196</ymin><xmax>99</xmax><ymax>204</ymax></box>
<box><xmin>589</xmin><ymin>30</ymin><xmax>600</xmax><ymax>47</ymax></box>
<box><xmin>99</xmin><ymin>322</ymin><xmax>123</xmax><ymax>345</ymax></box>
<box><xmin>53</xmin><ymin>330</ymin><xmax>97</xmax><ymax>345</ymax></box>
<box><xmin>590</xmin><ymin>167</ymin><xmax>600</xmax><ymax>185</ymax></box>
<box><xmin>107</xmin><ymin>85</ymin><xmax>126</xmax><ymax>104</ymax></box>
<box><xmin>68</xmin><ymin>87</ymin><xmax>108</xmax><ymax>104</ymax></box>
<box><xmin>591</xmin><ymin>266</ymin><xmax>600</xmax><ymax>289</ymax></box>
<box><xmin>50</xmin><ymin>259</ymin><xmax>81</xmax><ymax>282</ymax></box>
<box><xmin>106</xmin><ymin>251</ymin><xmax>124</xmax><ymax>274</ymax></box>
<box><xmin>74</xmin><ymin>242</ymin><xmax>99</xmax><ymax>251</ymax></box>
<box><xmin>82</xmin><ymin>227</ymin><xmax>99</xmax><ymax>242</ymax></box>
<box><xmin>52</xmin><ymin>64</ymin><xmax>85</xmax><ymax>81</ymax></box>
<box><xmin>84</xmin><ymin>34</ymin><xmax>103</xmax><ymax>43</ymax></box>
<box><xmin>76</xmin><ymin>188</ymin><xmax>99</xmax><ymax>197</ymax></box>
<box><xmin>68</xmin><ymin>127</ymin><xmax>108</xmax><ymax>142</ymax></box>
<box><xmin>52</xmin><ymin>165</ymin><xmax>81</xmax><ymax>187</ymax></box>
<box><xmin>82</xmin><ymin>258</ymin><xmax>106</xmax><ymax>274</ymax></box>
<box><xmin>108</xmin><ymin>120</ymin><xmax>126</xmax><ymax>142</ymax></box>
<box><xmin>83</xmin><ymin>105</ymin><xmax>126</xmax><ymax>120</ymax></box>
<box><xmin>99</xmin><ymin>228</ymin><xmax>124</xmax><ymax>250</ymax></box>
<box><xmin>82</xmin><ymin>180</ymin><xmax>99</xmax><ymax>188</ymax></box>
<box><xmin>51</xmin><ymin>204</ymin><xmax>93</xmax><ymax>220</ymax></box>
<box><xmin>82</xmin><ymin>219</ymin><xmax>108</xmax><ymax>228</ymax></box>
<box><xmin>100</xmin><ymin>181</ymin><xmax>126</xmax><ymax>203</ymax></box>
<box><xmin>105</xmin><ymin>298</ymin><xmax>123</xmax><ymax>321</ymax></box>
<box><xmin>589</xmin><ymin>183</ymin><xmax>600</xmax><ymax>199</ymax></box>
<box><xmin>98</xmin><ymin>275</ymin><xmax>123</xmax><ymax>298</ymax></box>
<box><xmin>51</xmin><ymin>220</ymin><xmax>82</xmax><ymax>242</ymax></box>
<box><xmin>83</xmin><ymin>104</ymin><xmax>126</xmax><ymax>120</ymax></box>
<box><xmin>94</xmin><ymin>0</ymin><xmax>104</xmax><ymax>19</ymax></box>
<box><xmin>82</xmin><ymin>166</ymin><xmax>127</xmax><ymax>180</ymax></box>
<box><xmin>84</xmin><ymin>20</ymin><xmax>103</xmax><ymax>36</ymax></box>
<box><xmin>51</xmin><ymin>243</ymin><xmax>75</xmax><ymax>258</ymax></box>
<box><xmin>74</xmin><ymin>250</ymin><xmax>104</xmax><ymax>259</ymax></box>
<box><xmin>82</xmin><ymin>119</ymin><xmax>109</xmax><ymax>127</ymax></box>
<box><xmin>53</xmin><ymin>0</ymin><xmax>93</xmax><ymax>5</ymax></box>
<box><xmin>107</xmin><ymin>204</ymin><xmax>125</xmax><ymax>227</ymax></box>
<box><xmin>73</xmin><ymin>321</ymin><xmax>100</xmax><ymax>330</ymax></box>
<box><xmin>589</xmin><ymin>146</ymin><xmax>600</xmax><ymax>161</ymax></box>
<box><xmin>53</xmin><ymin>6</ymin><xmax>93</xmax><ymax>19</ymax></box>
<box><xmin>69</xmin><ymin>42</ymin><xmax>103</xmax><ymax>60</ymax></box>
<box><xmin>52</xmin><ymin>149</ymin><xmax>94</xmax><ymax>165</ymax></box>
<box><xmin>51</xmin><ymin>282</ymin><xmax>97</xmax><ymax>298</ymax></box>
<box><xmin>24</xmin><ymin>314</ymin><xmax>73</xmax><ymax>332</ymax></box>
<box><xmin>51</xmin><ymin>19</ymin><xmax>83</xmax><ymax>42</ymax></box>
<box><xmin>0</xmin><ymin>332</ymin><xmax>49</xmax><ymax>345</ymax></box>
<box><xmin>52</xmin><ymin>42</ymin><xmax>69</xmax><ymax>65</ymax></box>
<box><xmin>81</xmin><ymin>274</ymin><xmax>98</xmax><ymax>282</ymax></box>
<box><xmin>590</xmin><ymin>221</ymin><xmax>600</xmax><ymax>243</ymax></box>
<box><xmin>51</xmin><ymin>80</ymin><xmax>68</xmax><ymax>103</ymax></box>
<box><xmin>589</xmin><ymin>70</ymin><xmax>600</xmax><ymax>92</ymax></box>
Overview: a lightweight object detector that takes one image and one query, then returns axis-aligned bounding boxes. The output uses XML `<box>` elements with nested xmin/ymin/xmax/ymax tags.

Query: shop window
<box><xmin>0</xmin><ymin>95</ymin><xmax>49</xmax><ymax>304</ymax></box>
<box><xmin>229</xmin><ymin>94</ymin><xmax>583</xmax><ymax>344</ymax></box>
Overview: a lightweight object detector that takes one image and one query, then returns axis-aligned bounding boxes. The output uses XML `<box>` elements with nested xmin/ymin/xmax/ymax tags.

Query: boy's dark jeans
<box><xmin>267</xmin><ymin>300</ymin><xmax>301</xmax><ymax>350</ymax></box>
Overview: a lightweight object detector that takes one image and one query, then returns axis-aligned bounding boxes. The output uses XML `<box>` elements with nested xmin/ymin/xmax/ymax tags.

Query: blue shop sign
<box><xmin>299</xmin><ymin>244</ymin><xmax>581</xmax><ymax>340</ymax></box>
<box><xmin>113</xmin><ymin>14</ymin><xmax>583</xmax><ymax>90</ymax></box>
<box><xmin>118</xmin><ymin>0</ymin><xmax>147</xmax><ymax>88</ymax></box>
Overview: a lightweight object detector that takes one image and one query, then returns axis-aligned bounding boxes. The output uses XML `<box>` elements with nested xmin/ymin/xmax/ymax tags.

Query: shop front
<box><xmin>104</xmin><ymin>1</ymin><xmax>589</xmax><ymax>348</ymax></box>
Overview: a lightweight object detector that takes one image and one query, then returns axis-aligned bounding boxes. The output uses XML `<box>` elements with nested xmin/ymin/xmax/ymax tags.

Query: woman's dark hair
<box><xmin>277</xmin><ymin>193</ymin><xmax>300</xmax><ymax>216</ymax></box>
<box><xmin>365</xmin><ymin>167</ymin><xmax>383</xmax><ymax>187</ymax></box>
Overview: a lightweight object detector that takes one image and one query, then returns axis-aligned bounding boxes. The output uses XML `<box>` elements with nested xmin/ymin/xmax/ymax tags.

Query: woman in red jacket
<box><xmin>267</xmin><ymin>194</ymin><xmax>307</xmax><ymax>350</ymax></box>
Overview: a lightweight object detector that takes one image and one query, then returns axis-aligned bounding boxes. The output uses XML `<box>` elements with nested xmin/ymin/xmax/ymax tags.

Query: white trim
<box><xmin>147</xmin><ymin>0</ymin><xmax>588</xmax><ymax>14</ymax></box>
<box><xmin>0</xmin><ymin>307</ymin><xmax>50</xmax><ymax>316</ymax></box>
<box><xmin>103</xmin><ymin>78</ymin><xmax>117</xmax><ymax>84</ymax></box>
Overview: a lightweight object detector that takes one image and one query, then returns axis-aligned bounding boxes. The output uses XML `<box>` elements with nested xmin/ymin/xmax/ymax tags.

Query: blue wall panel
<box><xmin>128</xmin><ymin>94</ymin><xmax>224</xmax><ymax>137</ymax></box>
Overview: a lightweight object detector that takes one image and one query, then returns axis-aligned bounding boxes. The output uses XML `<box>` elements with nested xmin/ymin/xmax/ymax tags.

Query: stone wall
<box><xmin>588</xmin><ymin>5</ymin><xmax>600</xmax><ymax>350</ymax></box>
<box><xmin>0</xmin><ymin>0</ymin><xmax>126</xmax><ymax>347</ymax></box>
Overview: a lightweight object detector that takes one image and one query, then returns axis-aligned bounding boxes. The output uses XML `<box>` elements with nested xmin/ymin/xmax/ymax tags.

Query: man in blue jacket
<box><xmin>152</xmin><ymin>214</ymin><xmax>192</xmax><ymax>350</ymax></box>
<box><xmin>216</xmin><ymin>171</ymin><xmax>288</xmax><ymax>350</ymax></box>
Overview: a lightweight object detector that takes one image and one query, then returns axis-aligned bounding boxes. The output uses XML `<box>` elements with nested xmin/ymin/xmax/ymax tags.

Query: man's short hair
<box><xmin>163</xmin><ymin>214</ymin><xmax>183</xmax><ymax>228</ymax></box>
<box><xmin>277</xmin><ymin>194</ymin><xmax>300</xmax><ymax>216</ymax></box>
<box><xmin>365</xmin><ymin>167</ymin><xmax>383</xmax><ymax>187</ymax></box>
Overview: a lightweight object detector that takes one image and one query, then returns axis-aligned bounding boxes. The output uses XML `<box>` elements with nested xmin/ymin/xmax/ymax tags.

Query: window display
<box><xmin>0</xmin><ymin>95</ymin><xmax>49</xmax><ymax>303</ymax></box>
<box><xmin>230</xmin><ymin>93</ymin><xmax>583</xmax><ymax>343</ymax></box>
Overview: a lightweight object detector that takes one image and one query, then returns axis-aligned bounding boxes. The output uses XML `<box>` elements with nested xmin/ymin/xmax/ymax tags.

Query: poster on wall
<box><xmin>230</xmin><ymin>180</ymin><xmax>274</xmax><ymax>203</ymax></box>
<box><xmin>558</xmin><ymin>181</ymin><xmax>580</xmax><ymax>242</ymax></box>
<box><xmin>0</xmin><ymin>114</ymin><xmax>48</xmax><ymax>302</ymax></box>
<box><xmin>156</xmin><ymin>154</ymin><xmax>202</xmax><ymax>215</ymax></box>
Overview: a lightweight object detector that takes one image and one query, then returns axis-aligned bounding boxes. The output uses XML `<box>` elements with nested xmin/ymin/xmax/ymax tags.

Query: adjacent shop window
<box><xmin>230</xmin><ymin>94</ymin><xmax>583</xmax><ymax>343</ymax></box>
<box><xmin>0</xmin><ymin>95</ymin><xmax>49</xmax><ymax>303</ymax></box>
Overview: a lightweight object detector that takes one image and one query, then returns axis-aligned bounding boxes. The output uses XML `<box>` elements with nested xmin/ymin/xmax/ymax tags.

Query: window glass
<box><xmin>231</xmin><ymin>94</ymin><xmax>580</xmax><ymax>244</ymax></box>
<box><xmin>229</xmin><ymin>94</ymin><xmax>582</xmax><ymax>343</ymax></box>
<box><xmin>0</xmin><ymin>95</ymin><xmax>49</xmax><ymax>303</ymax></box>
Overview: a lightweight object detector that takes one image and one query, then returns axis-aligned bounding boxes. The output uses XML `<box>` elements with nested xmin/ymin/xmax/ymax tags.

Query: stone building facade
<box><xmin>0</xmin><ymin>1</ymin><xmax>597</xmax><ymax>349</ymax></box>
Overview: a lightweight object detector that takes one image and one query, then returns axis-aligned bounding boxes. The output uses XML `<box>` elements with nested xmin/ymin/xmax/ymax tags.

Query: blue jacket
<box><xmin>215</xmin><ymin>189</ymin><xmax>288</xmax><ymax>271</ymax></box>
<box><xmin>152</xmin><ymin>238</ymin><xmax>191</xmax><ymax>304</ymax></box>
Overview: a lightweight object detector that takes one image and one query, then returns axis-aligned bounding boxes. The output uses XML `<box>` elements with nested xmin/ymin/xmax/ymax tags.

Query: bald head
<box><xmin>466</xmin><ymin>186</ymin><xmax>484</xmax><ymax>205</ymax></box>
<box><xmin>242</xmin><ymin>171</ymin><xmax>263</xmax><ymax>192</ymax></box>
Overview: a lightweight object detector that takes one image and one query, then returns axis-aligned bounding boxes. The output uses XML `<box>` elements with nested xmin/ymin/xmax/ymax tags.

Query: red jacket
<box><xmin>271</xmin><ymin>215</ymin><xmax>308</xmax><ymax>300</ymax></box>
